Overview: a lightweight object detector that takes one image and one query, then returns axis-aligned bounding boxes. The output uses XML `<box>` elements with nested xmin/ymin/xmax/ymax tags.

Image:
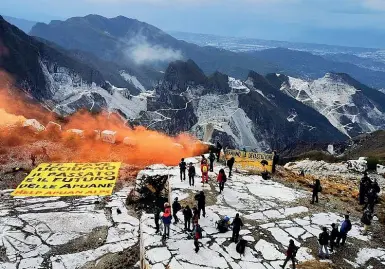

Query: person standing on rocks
<box><xmin>318</xmin><ymin>227</ymin><xmax>330</xmax><ymax>259</ymax></box>
<box><xmin>172</xmin><ymin>197</ymin><xmax>182</xmax><ymax>224</ymax></box>
<box><xmin>154</xmin><ymin>207</ymin><xmax>161</xmax><ymax>234</ymax></box>
<box><xmin>197</xmin><ymin>191</ymin><xmax>206</xmax><ymax>218</ymax></box>
<box><xmin>361</xmin><ymin>208</ymin><xmax>373</xmax><ymax>235</ymax></box>
<box><xmin>231</xmin><ymin>213</ymin><xmax>244</xmax><ymax>243</ymax></box>
<box><xmin>337</xmin><ymin>215</ymin><xmax>352</xmax><ymax>246</ymax></box>
<box><xmin>183</xmin><ymin>205</ymin><xmax>193</xmax><ymax>231</ymax></box>
<box><xmin>310</xmin><ymin>179</ymin><xmax>322</xmax><ymax>204</ymax></box>
<box><xmin>280</xmin><ymin>239</ymin><xmax>299</xmax><ymax>269</ymax></box>
<box><xmin>365</xmin><ymin>187</ymin><xmax>377</xmax><ymax>213</ymax></box>
<box><xmin>359</xmin><ymin>172</ymin><xmax>371</xmax><ymax>205</ymax></box>
<box><xmin>162</xmin><ymin>203</ymin><xmax>172</xmax><ymax>239</ymax></box>
<box><xmin>179</xmin><ymin>158</ymin><xmax>187</xmax><ymax>182</ymax></box>
<box><xmin>188</xmin><ymin>162</ymin><xmax>196</xmax><ymax>186</ymax></box>
<box><xmin>329</xmin><ymin>223</ymin><xmax>339</xmax><ymax>252</ymax></box>
<box><xmin>217</xmin><ymin>169</ymin><xmax>227</xmax><ymax>194</ymax></box>
<box><xmin>201</xmin><ymin>159</ymin><xmax>209</xmax><ymax>184</ymax></box>
<box><xmin>227</xmin><ymin>157</ymin><xmax>235</xmax><ymax>178</ymax></box>
<box><xmin>193</xmin><ymin>223</ymin><xmax>203</xmax><ymax>253</ymax></box>
<box><xmin>216</xmin><ymin>142</ymin><xmax>223</xmax><ymax>162</ymax></box>
<box><xmin>209</xmin><ymin>151</ymin><xmax>216</xmax><ymax>172</ymax></box>
<box><xmin>192</xmin><ymin>207</ymin><xmax>199</xmax><ymax>228</ymax></box>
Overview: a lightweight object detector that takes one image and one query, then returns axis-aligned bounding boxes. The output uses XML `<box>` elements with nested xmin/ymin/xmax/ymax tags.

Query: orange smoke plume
<box><xmin>0</xmin><ymin>70</ymin><xmax>208</xmax><ymax>167</ymax></box>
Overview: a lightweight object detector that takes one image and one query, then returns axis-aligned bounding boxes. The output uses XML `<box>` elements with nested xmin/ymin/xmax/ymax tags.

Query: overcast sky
<box><xmin>1</xmin><ymin>0</ymin><xmax>385</xmax><ymax>45</ymax></box>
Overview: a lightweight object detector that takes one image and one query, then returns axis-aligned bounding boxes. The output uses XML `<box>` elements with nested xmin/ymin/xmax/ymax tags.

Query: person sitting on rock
<box><xmin>318</xmin><ymin>227</ymin><xmax>330</xmax><ymax>259</ymax></box>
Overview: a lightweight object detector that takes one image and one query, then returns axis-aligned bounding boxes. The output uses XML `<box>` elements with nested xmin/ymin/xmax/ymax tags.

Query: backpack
<box><xmin>223</xmin><ymin>174</ymin><xmax>227</xmax><ymax>182</ymax></box>
<box><xmin>236</xmin><ymin>239</ymin><xmax>247</xmax><ymax>255</ymax></box>
<box><xmin>202</xmin><ymin>165</ymin><xmax>208</xmax><ymax>173</ymax></box>
<box><xmin>194</xmin><ymin>194</ymin><xmax>200</xmax><ymax>201</ymax></box>
<box><xmin>318</xmin><ymin>185</ymin><xmax>323</xmax><ymax>192</ymax></box>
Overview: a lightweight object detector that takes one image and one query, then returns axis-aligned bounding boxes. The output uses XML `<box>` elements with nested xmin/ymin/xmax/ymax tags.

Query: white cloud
<box><xmin>122</xmin><ymin>34</ymin><xmax>183</xmax><ymax>64</ymax></box>
<box><xmin>362</xmin><ymin>0</ymin><xmax>385</xmax><ymax>10</ymax></box>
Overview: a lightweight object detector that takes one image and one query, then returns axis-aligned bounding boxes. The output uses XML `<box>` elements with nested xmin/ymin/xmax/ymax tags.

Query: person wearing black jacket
<box><xmin>154</xmin><ymin>207</ymin><xmax>161</xmax><ymax>234</ymax></box>
<box><xmin>311</xmin><ymin>179</ymin><xmax>321</xmax><ymax>204</ymax></box>
<box><xmin>365</xmin><ymin>188</ymin><xmax>376</xmax><ymax>213</ymax></box>
<box><xmin>179</xmin><ymin>158</ymin><xmax>187</xmax><ymax>182</ymax></box>
<box><xmin>182</xmin><ymin>205</ymin><xmax>193</xmax><ymax>231</ymax></box>
<box><xmin>359</xmin><ymin>172</ymin><xmax>371</xmax><ymax>205</ymax></box>
<box><xmin>272</xmin><ymin>151</ymin><xmax>279</xmax><ymax>173</ymax></box>
<box><xmin>172</xmin><ymin>198</ymin><xmax>182</xmax><ymax>224</ymax></box>
<box><xmin>209</xmin><ymin>151</ymin><xmax>216</xmax><ymax>172</ymax></box>
<box><xmin>227</xmin><ymin>157</ymin><xmax>235</xmax><ymax>178</ymax></box>
<box><xmin>216</xmin><ymin>142</ymin><xmax>222</xmax><ymax>162</ymax></box>
<box><xmin>231</xmin><ymin>213</ymin><xmax>244</xmax><ymax>242</ymax></box>
<box><xmin>329</xmin><ymin>223</ymin><xmax>339</xmax><ymax>252</ymax></box>
<box><xmin>197</xmin><ymin>191</ymin><xmax>206</xmax><ymax>218</ymax></box>
<box><xmin>318</xmin><ymin>227</ymin><xmax>330</xmax><ymax>259</ymax></box>
<box><xmin>188</xmin><ymin>163</ymin><xmax>196</xmax><ymax>186</ymax></box>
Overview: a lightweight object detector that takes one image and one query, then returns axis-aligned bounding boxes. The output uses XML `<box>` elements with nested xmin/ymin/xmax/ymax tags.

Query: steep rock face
<box><xmin>273</xmin><ymin>73</ymin><xmax>385</xmax><ymax>137</ymax></box>
<box><xmin>0</xmin><ymin>15</ymin><xmax>106</xmax><ymax>101</ymax></box>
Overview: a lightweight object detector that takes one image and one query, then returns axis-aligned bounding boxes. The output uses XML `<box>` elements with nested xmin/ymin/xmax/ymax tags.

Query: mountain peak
<box><xmin>162</xmin><ymin>59</ymin><xmax>207</xmax><ymax>91</ymax></box>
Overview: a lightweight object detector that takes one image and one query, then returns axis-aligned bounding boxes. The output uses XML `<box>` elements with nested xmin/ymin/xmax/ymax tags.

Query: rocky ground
<box><xmin>140</xmin><ymin>158</ymin><xmax>385</xmax><ymax>269</ymax></box>
<box><xmin>0</xmin><ymin>157</ymin><xmax>385</xmax><ymax>269</ymax></box>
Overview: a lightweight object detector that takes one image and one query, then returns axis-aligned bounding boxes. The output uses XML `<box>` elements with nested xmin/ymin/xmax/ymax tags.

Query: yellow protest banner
<box><xmin>223</xmin><ymin>149</ymin><xmax>274</xmax><ymax>173</ymax></box>
<box><xmin>11</xmin><ymin>162</ymin><xmax>121</xmax><ymax>197</ymax></box>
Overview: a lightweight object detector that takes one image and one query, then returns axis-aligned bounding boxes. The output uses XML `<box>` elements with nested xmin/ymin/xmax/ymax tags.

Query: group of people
<box><xmin>280</xmin><ymin>215</ymin><xmax>352</xmax><ymax>268</ymax></box>
<box><xmin>359</xmin><ymin>172</ymin><xmax>381</xmax><ymax>235</ymax></box>
<box><xmin>154</xmin><ymin>191</ymin><xmax>207</xmax><ymax>252</ymax></box>
<box><xmin>178</xmin><ymin>149</ymin><xmax>235</xmax><ymax>193</ymax></box>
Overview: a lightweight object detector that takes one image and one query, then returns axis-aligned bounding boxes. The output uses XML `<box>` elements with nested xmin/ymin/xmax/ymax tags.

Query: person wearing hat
<box><xmin>172</xmin><ymin>197</ymin><xmax>182</xmax><ymax>224</ymax></box>
<box><xmin>162</xmin><ymin>203</ymin><xmax>172</xmax><ymax>239</ymax></box>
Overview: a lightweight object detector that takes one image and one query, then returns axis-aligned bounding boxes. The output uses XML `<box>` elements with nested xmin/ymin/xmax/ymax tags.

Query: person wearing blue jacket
<box><xmin>337</xmin><ymin>215</ymin><xmax>352</xmax><ymax>246</ymax></box>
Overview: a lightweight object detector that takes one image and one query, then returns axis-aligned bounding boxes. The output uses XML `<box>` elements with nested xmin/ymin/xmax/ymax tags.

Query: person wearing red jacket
<box><xmin>201</xmin><ymin>159</ymin><xmax>209</xmax><ymax>183</ymax></box>
<box><xmin>217</xmin><ymin>168</ymin><xmax>227</xmax><ymax>194</ymax></box>
<box><xmin>281</xmin><ymin>240</ymin><xmax>299</xmax><ymax>268</ymax></box>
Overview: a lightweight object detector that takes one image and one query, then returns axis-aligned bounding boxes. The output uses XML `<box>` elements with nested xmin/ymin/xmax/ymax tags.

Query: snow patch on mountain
<box><xmin>280</xmin><ymin>73</ymin><xmax>385</xmax><ymax>137</ymax></box>
<box><xmin>120</xmin><ymin>71</ymin><xmax>146</xmax><ymax>92</ymax></box>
